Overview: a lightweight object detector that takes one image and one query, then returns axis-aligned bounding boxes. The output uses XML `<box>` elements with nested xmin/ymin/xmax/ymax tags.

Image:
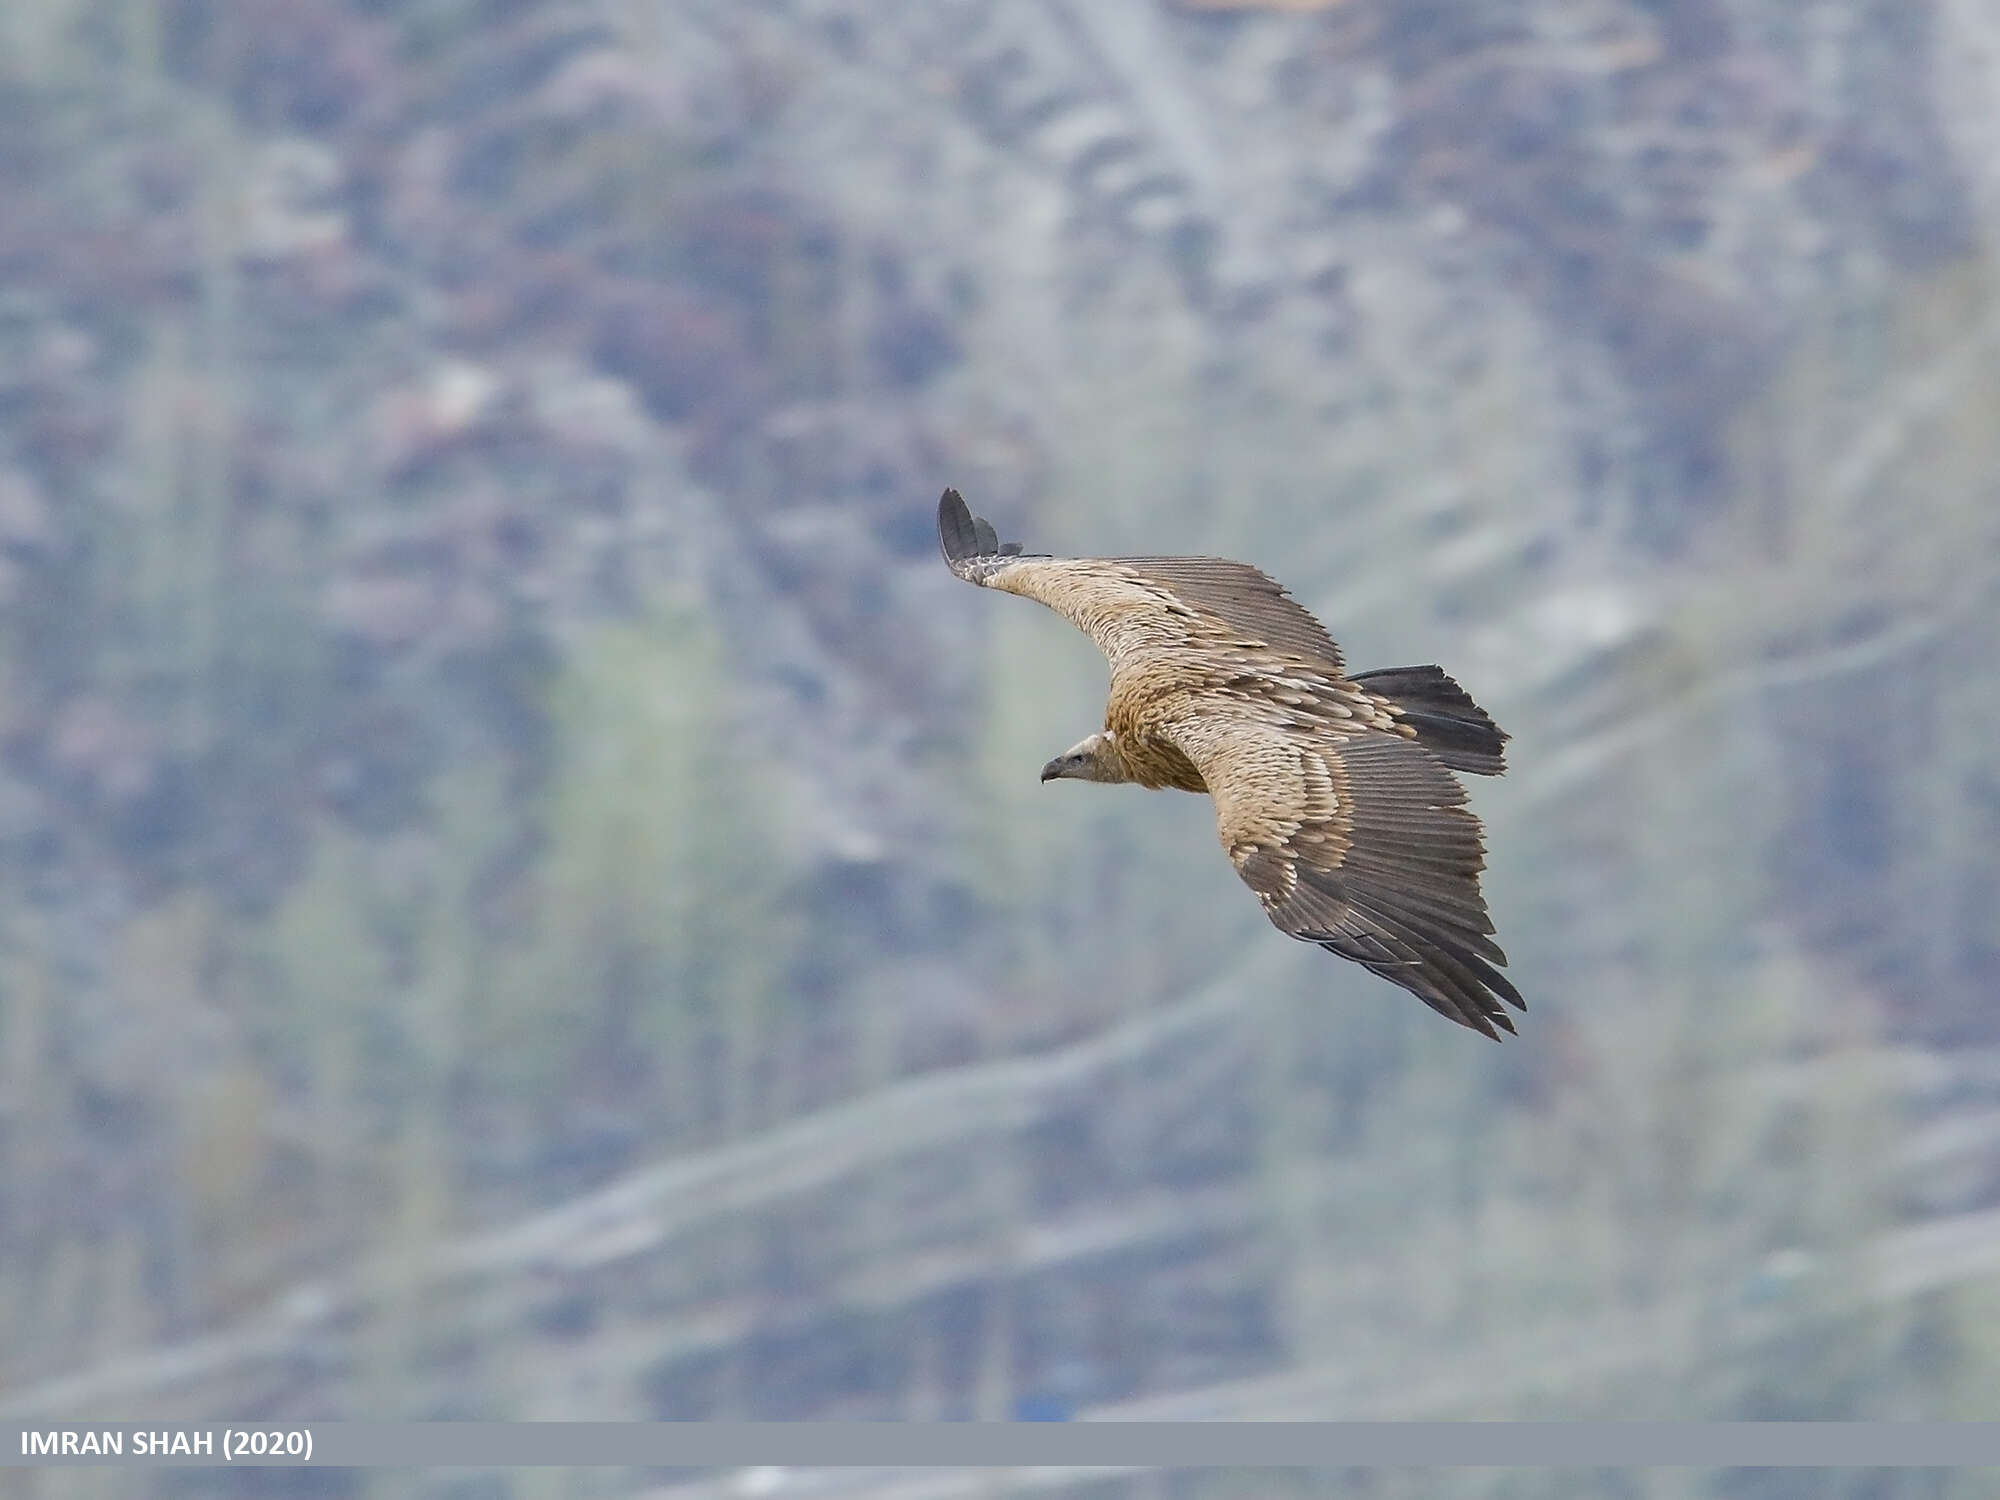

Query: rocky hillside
<box><xmin>3</xmin><ymin>0</ymin><xmax>2000</xmax><ymax>1485</ymax></box>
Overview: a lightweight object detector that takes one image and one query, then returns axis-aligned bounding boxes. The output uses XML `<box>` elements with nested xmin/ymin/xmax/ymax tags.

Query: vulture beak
<box><xmin>1039</xmin><ymin>756</ymin><xmax>1067</xmax><ymax>783</ymax></box>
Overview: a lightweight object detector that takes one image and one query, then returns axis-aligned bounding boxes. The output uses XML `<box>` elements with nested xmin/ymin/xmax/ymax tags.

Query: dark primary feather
<box><xmin>938</xmin><ymin>487</ymin><xmax>983</xmax><ymax>564</ymax></box>
<box><xmin>939</xmin><ymin>488</ymin><xmax>1033</xmax><ymax>580</ymax></box>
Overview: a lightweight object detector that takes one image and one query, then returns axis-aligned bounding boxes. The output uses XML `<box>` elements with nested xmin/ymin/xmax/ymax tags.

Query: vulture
<box><xmin>939</xmin><ymin>488</ymin><xmax>1522</xmax><ymax>1037</ymax></box>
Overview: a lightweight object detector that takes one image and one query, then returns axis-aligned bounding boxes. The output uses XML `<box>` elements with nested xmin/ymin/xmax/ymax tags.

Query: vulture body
<box><xmin>939</xmin><ymin>488</ymin><xmax>1522</xmax><ymax>1038</ymax></box>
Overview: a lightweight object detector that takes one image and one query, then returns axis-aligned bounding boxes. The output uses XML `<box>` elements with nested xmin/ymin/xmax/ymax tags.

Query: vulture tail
<box><xmin>1351</xmin><ymin>665</ymin><xmax>1508</xmax><ymax>776</ymax></box>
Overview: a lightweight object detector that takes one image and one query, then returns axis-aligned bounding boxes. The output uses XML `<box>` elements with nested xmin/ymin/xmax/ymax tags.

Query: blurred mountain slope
<box><xmin>1</xmin><ymin>0</ymin><xmax>1998</xmax><ymax>1448</ymax></box>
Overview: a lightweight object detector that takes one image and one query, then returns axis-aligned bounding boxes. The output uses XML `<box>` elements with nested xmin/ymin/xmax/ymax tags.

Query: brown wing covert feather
<box><xmin>939</xmin><ymin>490</ymin><xmax>1210</xmax><ymax>671</ymax></box>
<box><xmin>1108</xmin><ymin>556</ymin><xmax>1345</xmax><ymax>671</ymax></box>
<box><xmin>940</xmin><ymin>491</ymin><xmax>1346</xmax><ymax>673</ymax></box>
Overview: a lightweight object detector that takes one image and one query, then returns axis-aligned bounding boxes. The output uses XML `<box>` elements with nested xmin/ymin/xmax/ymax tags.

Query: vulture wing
<box><xmin>1192</xmin><ymin>721</ymin><xmax>1521</xmax><ymax>1036</ymax></box>
<box><xmin>939</xmin><ymin>488</ymin><xmax>1344</xmax><ymax>674</ymax></box>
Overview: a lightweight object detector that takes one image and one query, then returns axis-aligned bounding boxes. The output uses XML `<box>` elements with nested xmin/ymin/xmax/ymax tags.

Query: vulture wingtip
<box><xmin>938</xmin><ymin>488</ymin><xmax>977</xmax><ymax>564</ymax></box>
<box><xmin>939</xmin><ymin>487</ymin><xmax>1020</xmax><ymax>568</ymax></box>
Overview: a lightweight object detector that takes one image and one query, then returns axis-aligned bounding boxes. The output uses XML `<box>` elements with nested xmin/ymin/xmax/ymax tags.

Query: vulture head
<box><xmin>1040</xmin><ymin>731</ymin><xmax>1132</xmax><ymax>785</ymax></box>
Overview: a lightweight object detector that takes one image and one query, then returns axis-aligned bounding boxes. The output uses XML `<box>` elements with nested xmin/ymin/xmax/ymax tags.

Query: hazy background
<box><xmin>2</xmin><ymin>0</ymin><xmax>1999</xmax><ymax>1496</ymax></box>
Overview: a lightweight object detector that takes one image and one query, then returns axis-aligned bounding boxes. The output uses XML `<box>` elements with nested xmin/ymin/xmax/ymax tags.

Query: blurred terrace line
<box><xmin>4</xmin><ymin>891</ymin><xmax>2000</xmax><ymax>1423</ymax></box>
<box><xmin>2</xmin><ymin>541</ymin><xmax>1997</xmax><ymax>1419</ymax></box>
<box><xmin>604</xmin><ymin>1209</ymin><xmax>2000</xmax><ymax>1500</ymax></box>
<box><xmin>0</xmin><ymin>946</ymin><xmax>1270</xmax><ymax>1420</ymax></box>
<box><xmin>619</xmin><ymin>1215</ymin><xmax>2000</xmax><ymax>1499</ymax></box>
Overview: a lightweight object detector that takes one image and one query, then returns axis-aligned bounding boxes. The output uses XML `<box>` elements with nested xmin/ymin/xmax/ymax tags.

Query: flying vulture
<box><xmin>939</xmin><ymin>488</ymin><xmax>1522</xmax><ymax>1037</ymax></box>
